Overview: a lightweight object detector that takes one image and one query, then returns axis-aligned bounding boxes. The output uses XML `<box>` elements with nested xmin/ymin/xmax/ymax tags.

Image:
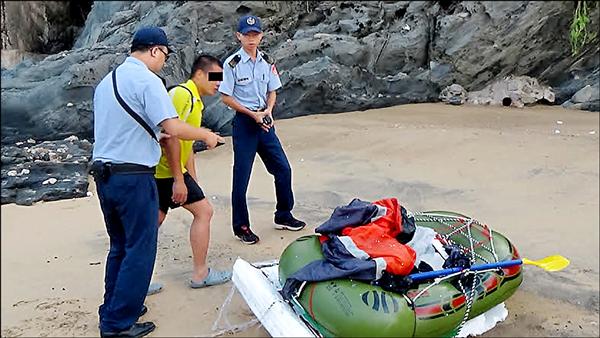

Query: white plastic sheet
<box><xmin>231</xmin><ymin>258</ymin><xmax>314</xmax><ymax>337</ymax></box>
<box><xmin>228</xmin><ymin>257</ymin><xmax>508</xmax><ymax>338</ymax></box>
<box><xmin>457</xmin><ymin>302</ymin><xmax>509</xmax><ymax>337</ymax></box>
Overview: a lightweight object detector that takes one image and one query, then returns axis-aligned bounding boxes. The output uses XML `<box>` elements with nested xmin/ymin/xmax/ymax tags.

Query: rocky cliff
<box><xmin>1</xmin><ymin>1</ymin><xmax>93</xmax><ymax>68</ymax></box>
<box><xmin>1</xmin><ymin>1</ymin><xmax>598</xmax><ymax>205</ymax></box>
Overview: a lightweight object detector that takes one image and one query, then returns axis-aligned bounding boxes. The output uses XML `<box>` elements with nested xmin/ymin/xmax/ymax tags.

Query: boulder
<box><xmin>561</xmin><ymin>84</ymin><xmax>600</xmax><ymax>112</ymax></box>
<box><xmin>439</xmin><ymin>84</ymin><xmax>467</xmax><ymax>105</ymax></box>
<box><xmin>571</xmin><ymin>84</ymin><xmax>600</xmax><ymax>103</ymax></box>
<box><xmin>466</xmin><ymin>75</ymin><xmax>555</xmax><ymax>108</ymax></box>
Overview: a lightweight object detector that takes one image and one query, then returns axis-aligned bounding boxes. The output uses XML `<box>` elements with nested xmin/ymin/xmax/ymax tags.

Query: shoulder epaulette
<box><xmin>261</xmin><ymin>51</ymin><xmax>275</xmax><ymax>65</ymax></box>
<box><xmin>228</xmin><ymin>54</ymin><xmax>241</xmax><ymax>68</ymax></box>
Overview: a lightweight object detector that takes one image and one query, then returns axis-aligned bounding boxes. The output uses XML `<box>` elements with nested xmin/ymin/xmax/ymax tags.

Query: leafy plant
<box><xmin>570</xmin><ymin>0</ymin><xmax>598</xmax><ymax>56</ymax></box>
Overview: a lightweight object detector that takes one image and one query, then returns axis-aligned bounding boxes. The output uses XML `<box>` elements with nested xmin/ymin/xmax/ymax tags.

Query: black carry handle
<box><xmin>112</xmin><ymin>68</ymin><xmax>158</xmax><ymax>142</ymax></box>
<box><xmin>166</xmin><ymin>84</ymin><xmax>194</xmax><ymax>121</ymax></box>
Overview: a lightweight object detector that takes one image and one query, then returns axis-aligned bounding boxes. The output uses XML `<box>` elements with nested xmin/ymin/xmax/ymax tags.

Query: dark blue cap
<box><xmin>132</xmin><ymin>26</ymin><xmax>174</xmax><ymax>53</ymax></box>
<box><xmin>237</xmin><ymin>15</ymin><xmax>262</xmax><ymax>34</ymax></box>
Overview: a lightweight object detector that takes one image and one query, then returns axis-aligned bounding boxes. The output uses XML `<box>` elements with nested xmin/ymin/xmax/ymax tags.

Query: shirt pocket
<box><xmin>257</xmin><ymin>75</ymin><xmax>269</xmax><ymax>93</ymax></box>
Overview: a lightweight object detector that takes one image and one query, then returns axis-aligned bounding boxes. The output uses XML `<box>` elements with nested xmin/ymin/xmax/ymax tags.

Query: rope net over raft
<box><xmin>410</xmin><ymin>212</ymin><xmax>505</xmax><ymax>337</ymax></box>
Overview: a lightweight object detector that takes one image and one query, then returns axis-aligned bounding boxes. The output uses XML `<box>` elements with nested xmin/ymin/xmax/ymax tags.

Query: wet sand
<box><xmin>2</xmin><ymin>103</ymin><xmax>598</xmax><ymax>337</ymax></box>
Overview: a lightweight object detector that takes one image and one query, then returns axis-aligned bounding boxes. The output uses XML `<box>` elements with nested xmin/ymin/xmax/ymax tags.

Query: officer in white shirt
<box><xmin>219</xmin><ymin>15</ymin><xmax>306</xmax><ymax>245</ymax></box>
<box><xmin>91</xmin><ymin>26</ymin><xmax>223</xmax><ymax>338</ymax></box>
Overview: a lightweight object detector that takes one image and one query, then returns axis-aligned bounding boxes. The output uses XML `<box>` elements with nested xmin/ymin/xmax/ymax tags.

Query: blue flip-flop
<box><xmin>189</xmin><ymin>268</ymin><xmax>232</xmax><ymax>288</ymax></box>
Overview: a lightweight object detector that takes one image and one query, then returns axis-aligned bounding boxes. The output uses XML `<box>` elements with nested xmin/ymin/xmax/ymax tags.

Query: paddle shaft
<box><xmin>408</xmin><ymin>259</ymin><xmax>522</xmax><ymax>282</ymax></box>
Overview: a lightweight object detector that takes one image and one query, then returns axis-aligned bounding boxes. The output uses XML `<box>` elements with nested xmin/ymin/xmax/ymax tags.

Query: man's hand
<box><xmin>158</xmin><ymin>131</ymin><xmax>172</xmax><ymax>146</ymax></box>
<box><xmin>253</xmin><ymin>110</ymin><xmax>268</xmax><ymax>124</ymax></box>
<box><xmin>263</xmin><ymin>107</ymin><xmax>273</xmax><ymax>122</ymax></box>
<box><xmin>263</xmin><ymin>106</ymin><xmax>273</xmax><ymax>114</ymax></box>
<box><xmin>172</xmin><ymin>178</ymin><xmax>188</xmax><ymax>205</ymax></box>
<box><xmin>204</xmin><ymin>129</ymin><xmax>225</xmax><ymax>149</ymax></box>
<box><xmin>256</xmin><ymin>109</ymin><xmax>272</xmax><ymax>132</ymax></box>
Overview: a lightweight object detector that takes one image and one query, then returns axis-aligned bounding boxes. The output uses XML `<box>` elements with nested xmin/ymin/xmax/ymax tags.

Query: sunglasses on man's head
<box><xmin>208</xmin><ymin>72</ymin><xmax>223</xmax><ymax>81</ymax></box>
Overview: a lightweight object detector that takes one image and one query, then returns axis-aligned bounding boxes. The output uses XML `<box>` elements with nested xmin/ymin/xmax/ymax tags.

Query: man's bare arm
<box><xmin>184</xmin><ymin>148</ymin><xmax>197</xmax><ymax>182</ymax></box>
<box><xmin>161</xmin><ymin>117</ymin><xmax>223</xmax><ymax>148</ymax></box>
<box><xmin>265</xmin><ymin>91</ymin><xmax>277</xmax><ymax>113</ymax></box>
<box><xmin>161</xmin><ymin>136</ymin><xmax>187</xmax><ymax>204</ymax></box>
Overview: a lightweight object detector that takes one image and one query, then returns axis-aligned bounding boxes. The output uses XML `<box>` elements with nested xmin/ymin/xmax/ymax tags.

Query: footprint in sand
<box><xmin>4</xmin><ymin>298</ymin><xmax>93</xmax><ymax>337</ymax></box>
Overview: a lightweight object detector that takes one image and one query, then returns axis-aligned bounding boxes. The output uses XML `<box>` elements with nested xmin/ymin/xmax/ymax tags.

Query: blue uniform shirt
<box><xmin>92</xmin><ymin>57</ymin><xmax>178</xmax><ymax>167</ymax></box>
<box><xmin>219</xmin><ymin>48</ymin><xmax>282</xmax><ymax>111</ymax></box>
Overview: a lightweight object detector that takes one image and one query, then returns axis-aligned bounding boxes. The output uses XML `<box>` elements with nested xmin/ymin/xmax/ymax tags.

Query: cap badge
<box><xmin>246</xmin><ymin>17</ymin><xmax>256</xmax><ymax>25</ymax></box>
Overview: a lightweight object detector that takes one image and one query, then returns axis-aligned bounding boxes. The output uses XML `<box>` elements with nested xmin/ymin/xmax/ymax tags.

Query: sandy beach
<box><xmin>2</xmin><ymin>103</ymin><xmax>598</xmax><ymax>337</ymax></box>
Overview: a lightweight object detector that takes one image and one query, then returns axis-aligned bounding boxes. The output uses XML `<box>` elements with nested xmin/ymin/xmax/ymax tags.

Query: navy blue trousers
<box><xmin>232</xmin><ymin>113</ymin><xmax>294</xmax><ymax>232</ymax></box>
<box><xmin>96</xmin><ymin>173</ymin><xmax>158</xmax><ymax>332</ymax></box>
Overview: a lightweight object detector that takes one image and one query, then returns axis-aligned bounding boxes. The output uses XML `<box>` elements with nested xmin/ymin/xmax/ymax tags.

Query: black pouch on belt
<box><xmin>89</xmin><ymin>161</ymin><xmax>111</xmax><ymax>182</ymax></box>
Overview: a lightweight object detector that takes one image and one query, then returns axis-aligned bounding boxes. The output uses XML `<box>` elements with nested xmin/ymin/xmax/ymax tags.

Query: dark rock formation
<box><xmin>1</xmin><ymin>136</ymin><xmax>92</xmax><ymax>205</ymax></box>
<box><xmin>1</xmin><ymin>0</ymin><xmax>93</xmax><ymax>68</ymax></box>
<box><xmin>1</xmin><ymin>1</ymin><xmax>598</xmax><ymax>204</ymax></box>
<box><xmin>3</xmin><ymin>1</ymin><xmax>598</xmax><ymax>143</ymax></box>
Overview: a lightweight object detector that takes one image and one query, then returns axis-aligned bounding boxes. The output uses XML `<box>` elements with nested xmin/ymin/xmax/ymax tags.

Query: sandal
<box><xmin>189</xmin><ymin>268</ymin><xmax>232</xmax><ymax>288</ymax></box>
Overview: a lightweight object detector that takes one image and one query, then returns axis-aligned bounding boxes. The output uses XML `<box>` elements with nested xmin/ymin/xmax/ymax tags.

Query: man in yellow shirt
<box><xmin>153</xmin><ymin>54</ymin><xmax>231</xmax><ymax>290</ymax></box>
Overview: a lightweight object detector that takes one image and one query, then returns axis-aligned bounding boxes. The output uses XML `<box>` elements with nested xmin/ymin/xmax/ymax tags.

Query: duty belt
<box><xmin>89</xmin><ymin>160</ymin><xmax>155</xmax><ymax>182</ymax></box>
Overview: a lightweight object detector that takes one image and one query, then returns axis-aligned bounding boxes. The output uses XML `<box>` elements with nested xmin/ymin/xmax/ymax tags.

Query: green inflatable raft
<box><xmin>278</xmin><ymin>211</ymin><xmax>523</xmax><ymax>337</ymax></box>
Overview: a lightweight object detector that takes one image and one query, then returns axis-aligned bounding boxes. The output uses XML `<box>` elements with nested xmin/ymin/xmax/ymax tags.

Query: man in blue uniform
<box><xmin>219</xmin><ymin>15</ymin><xmax>306</xmax><ymax>245</ymax></box>
<box><xmin>91</xmin><ymin>26</ymin><xmax>223</xmax><ymax>337</ymax></box>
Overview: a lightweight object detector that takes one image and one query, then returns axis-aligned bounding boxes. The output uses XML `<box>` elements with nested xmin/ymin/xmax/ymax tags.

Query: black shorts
<box><xmin>155</xmin><ymin>172</ymin><xmax>205</xmax><ymax>214</ymax></box>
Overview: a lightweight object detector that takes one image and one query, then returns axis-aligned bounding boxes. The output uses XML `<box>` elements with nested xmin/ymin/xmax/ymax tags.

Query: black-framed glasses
<box><xmin>155</xmin><ymin>47</ymin><xmax>170</xmax><ymax>61</ymax></box>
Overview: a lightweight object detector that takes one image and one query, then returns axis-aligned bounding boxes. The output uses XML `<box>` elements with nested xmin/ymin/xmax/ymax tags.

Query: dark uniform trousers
<box><xmin>93</xmin><ymin>165</ymin><xmax>158</xmax><ymax>332</ymax></box>
<box><xmin>232</xmin><ymin>113</ymin><xmax>294</xmax><ymax>232</ymax></box>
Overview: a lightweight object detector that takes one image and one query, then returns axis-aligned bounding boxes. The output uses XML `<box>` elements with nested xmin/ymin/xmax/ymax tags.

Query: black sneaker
<box><xmin>274</xmin><ymin>215</ymin><xmax>306</xmax><ymax>231</ymax></box>
<box><xmin>100</xmin><ymin>322</ymin><xmax>156</xmax><ymax>338</ymax></box>
<box><xmin>234</xmin><ymin>226</ymin><xmax>259</xmax><ymax>244</ymax></box>
<box><xmin>97</xmin><ymin>306</ymin><xmax>148</xmax><ymax>331</ymax></box>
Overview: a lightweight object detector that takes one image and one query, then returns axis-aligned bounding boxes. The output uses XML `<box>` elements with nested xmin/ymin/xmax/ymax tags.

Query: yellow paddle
<box><xmin>522</xmin><ymin>255</ymin><xmax>570</xmax><ymax>272</ymax></box>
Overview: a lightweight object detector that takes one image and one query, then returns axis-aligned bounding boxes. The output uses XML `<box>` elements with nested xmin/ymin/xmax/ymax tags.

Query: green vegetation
<box><xmin>570</xmin><ymin>0</ymin><xmax>598</xmax><ymax>56</ymax></box>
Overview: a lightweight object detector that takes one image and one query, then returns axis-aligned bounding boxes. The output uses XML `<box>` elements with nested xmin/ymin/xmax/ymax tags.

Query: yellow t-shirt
<box><xmin>154</xmin><ymin>80</ymin><xmax>204</xmax><ymax>179</ymax></box>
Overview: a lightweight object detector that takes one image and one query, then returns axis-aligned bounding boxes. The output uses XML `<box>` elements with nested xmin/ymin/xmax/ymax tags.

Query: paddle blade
<box><xmin>522</xmin><ymin>255</ymin><xmax>570</xmax><ymax>272</ymax></box>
